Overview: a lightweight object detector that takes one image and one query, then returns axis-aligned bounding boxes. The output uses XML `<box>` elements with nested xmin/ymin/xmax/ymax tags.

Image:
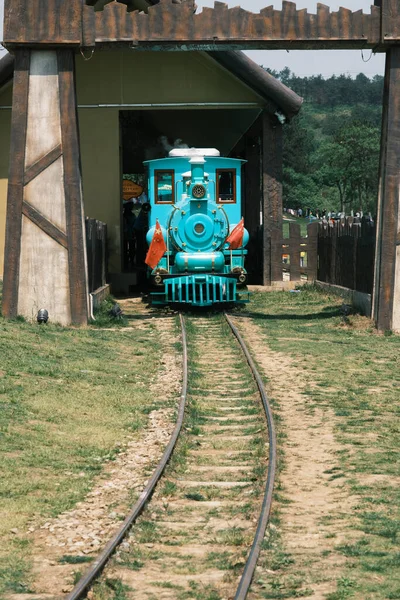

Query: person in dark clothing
<box><xmin>134</xmin><ymin>202</ymin><xmax>151</xmax><ymax>268</ymax></box>
<box><xmin>123</xmin><ymin>201</ymin><xmax>136</xmax><ymax>270</ymax></box>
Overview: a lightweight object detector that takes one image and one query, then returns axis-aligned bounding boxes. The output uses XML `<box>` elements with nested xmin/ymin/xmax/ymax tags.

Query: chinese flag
<box><xmin>145</xmin><ymin>220</ymin><xmax>167</xmax><ymax>269</ymax></box>
<box><xmin>226</xmin><ymin>218</ymin><xmax>245</xmax><ymax>250</ymax></box>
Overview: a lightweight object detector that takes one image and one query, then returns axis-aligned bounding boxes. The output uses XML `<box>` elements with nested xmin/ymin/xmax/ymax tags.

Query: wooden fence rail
<box><xmin>85</xmin><ymin>218</ymin><xmax>108</xmax><ymax>293</ymax></box>
<box><xmin>270</xmin><ymin>221</ymin><xmax>318</xmax><ymax>283</ymax></box>
<box><xmin>317</xmin><ymin>217</ymin><xmax>376</xmax><ymax>294</ymax></box>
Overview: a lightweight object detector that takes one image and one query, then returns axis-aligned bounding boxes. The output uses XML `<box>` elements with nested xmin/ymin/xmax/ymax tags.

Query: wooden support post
<box><xmin>58</xmin><ymin>50</ymin><xmax>89</xmax><ymax>325</ymax></box>
<box><xmin>244</xmin><ymin>117</ymin><xmax>262</xmax><ymax>284</ymax></box>
<box><xmin>381</xmin><ymin>0</ymin><xmax>400</xmax><ymax>41</ymax></box>
<box><xmin>330</xmin><ymin>228</ymin><xmax>337</xmax><ymax>285</ymax></box>
<box><xmin>2</xmin><ymin>49</ymin><xmax>89</xmax><ymax>325</ymax></box>
<box><xmin>262</xmin><ymin>112</ymin><xmax>283</xmax><ymax>285</ymax></box>
<box><xmin>289</xmin><ymin>222</ymin><xmax>301</xmax><ymax>281</ymax></box>
<box><xmin>306</xmin><ymin>221</ymin><xmax>318</xmax><ymax>282</ymax></box>
<box><xmin>373</xmin><ymin>46</ymin><xmax>400</xmax><ymax>332</ymax></box>
<box><xmin>2</xmin><ymin>49</ymin><xmax>30</xmax><ymax>319</ymax></box>
<box><xmin>271</xmin><ymin>227</ymin><xmax>283</xmax><ymax>282</ymax></box>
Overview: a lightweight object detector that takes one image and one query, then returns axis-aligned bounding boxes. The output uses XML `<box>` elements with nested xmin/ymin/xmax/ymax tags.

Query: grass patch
<box><xmin>185</xmin><ymin>491</ymin><xmax>206</xmax><ymax>502</ymax></box>
<box><xmin>240</xmin><ymin>287</ymin><xmax>400</xmax><ymax>600</ymax></box>
<box><xmin>91</xmin><ymin>297</ymin><xmax>129</xmax><ymax>328</ymax></box>
<box><xmin>91</xmin><ymin>577</ymin><xmax>131</xmax><ymax>600</ymax></box>
<box><xmin>0</xmin><ymin>283</ymin><xmax>176</xmax><ymax>593</ymax></box>
<box><xmin>59</xmin><ymin>555</ymin><xmax>93</xmax><ymax>565</ymax></box>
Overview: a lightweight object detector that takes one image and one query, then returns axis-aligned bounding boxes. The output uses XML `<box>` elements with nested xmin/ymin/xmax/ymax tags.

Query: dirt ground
<box><xmin>5</xmin><ymin>309</ymin><xmax>182</xmax><ymax>599</ymax></box>
<box><xmin>233</xmin><ymin>316</ymin><xmax>359</xmax><ymax>600</ymax></box>
<box><xmin>5</xmin><ymin>301</ymin><xmax>362</xmax><ymax>600</ymax></box>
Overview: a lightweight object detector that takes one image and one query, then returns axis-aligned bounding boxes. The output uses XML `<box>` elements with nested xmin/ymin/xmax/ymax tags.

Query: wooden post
<box><xmin>244</xmin><ymin>117</ymin><xmax>262</xmax><ymax>284</ymax></box>
<box><xmin>381</xmin><ymin>0</ymin><xmax>400</xmax><ymax>41</ymax></box>
<box><xmin>329</xmin><ymin>226</ymin><xmax>337</xmax><ymax>285</ymax></box>
<box><xmin>373</xmin><ymin>47</ymin><xmax>400</xmax><ymax>332</ymax></box>
<box><xmin>2</xmin><ymin>49</ymin><xmax>89</xmax><ymax>325</ymax></box>
<box><xmin>306</xmin><ymin>221</ymin><xmax>318</xmax><ymax>282</ymax></box>
<box><xmin>262</xmin><ymin>112</ymin><xmax>283</xmax><ymax>285</ymax></box>
<box><xmin>289</xmin><ymin>222</ymin><xmax>301</xmax><ymax>281</ymax></box>
<box><xmin>2</xmin><ymin>49</ymin><xmax>30</xmax><ymax>319</ymax></box>
<box><xmin>270</xmin><ymin>227</ymin><xmax>283</xmax><ymax>282</ymax></box>
<box><xmin>58</xmin><ymin>49</ymin><xmax>89</xmax><ymax>324</ymax></box>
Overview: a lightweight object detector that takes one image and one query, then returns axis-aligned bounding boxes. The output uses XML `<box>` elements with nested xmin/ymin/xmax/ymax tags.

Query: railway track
<box><xmin>65</xmin><ymin>313</ymin><xmax>276</xmax><ymax>599</ymax></box>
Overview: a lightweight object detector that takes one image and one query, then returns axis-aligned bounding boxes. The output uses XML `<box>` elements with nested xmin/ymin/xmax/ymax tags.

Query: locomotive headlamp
<box><xmin>154</xmin><ymin>273</ymin><xmax>163</xmax><ymax>285</ymax></box>
<box><xmin>232</xmin><ymin>267</ymin><xmax>247</xmax><ymax>285</ymax></box>
<box><xmin>192</xmin><ymin>184</ymin><xmax>206</xmax><ymax>199</ymax></box>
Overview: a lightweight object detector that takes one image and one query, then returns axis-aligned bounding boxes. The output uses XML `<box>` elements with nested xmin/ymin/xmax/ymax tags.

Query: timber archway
<box><xmin>2</xmin><ymin>0</ymin><xmax>400</xmax><ymax>331</ymax></box>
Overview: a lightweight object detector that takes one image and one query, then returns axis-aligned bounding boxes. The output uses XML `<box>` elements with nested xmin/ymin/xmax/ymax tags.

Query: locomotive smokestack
<box><xmin>189</xmin><ymin>156</ymin><xmax>205</xmax><ymax>183</ymax></box>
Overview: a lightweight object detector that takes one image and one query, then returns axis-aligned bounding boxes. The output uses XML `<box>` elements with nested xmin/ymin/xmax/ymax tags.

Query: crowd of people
<box><xmin>284</xmin><ymin>206</ymin><xmax>374</xmax><ymax>225</ymax></box>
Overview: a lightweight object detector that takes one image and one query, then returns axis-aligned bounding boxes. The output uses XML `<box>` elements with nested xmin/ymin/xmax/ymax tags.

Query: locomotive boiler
<box><xmin>144</xmin><ymin>148</ymin><xmax>249</xmax><ymax>307</ymax></box>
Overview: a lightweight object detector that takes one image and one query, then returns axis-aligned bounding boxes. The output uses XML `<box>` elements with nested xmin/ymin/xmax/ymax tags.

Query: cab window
<box><xmin>155</xmin><ymin>170</ymin><xmax>175</xmax><ymax>204</ymax></box>
<box><xmin>216</xmin><ymin>169</ymin><xmax>236</xmax><ymax>204</ymax></box>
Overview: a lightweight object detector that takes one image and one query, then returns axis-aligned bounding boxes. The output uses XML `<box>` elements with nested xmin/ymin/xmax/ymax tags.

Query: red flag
<box><xmin>145</xmin><ymin>220</ymin><xmax>167</xmax><ymax>269</ymax></box>
<box><xmin>226</xmin><ymin>218</ymin><xmax>244</xmax><ymax>250</ymax></box>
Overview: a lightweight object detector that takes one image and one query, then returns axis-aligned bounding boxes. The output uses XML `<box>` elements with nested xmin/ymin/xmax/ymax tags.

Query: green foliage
<box><xmin>59</xmin><ymin>555</ymin><xmax>93</xmax><ymax>565</ymax></box>
<box><xmin>92</xmin><ymin>577</ymin><xmax>131</xmax><ymax>600</ymax></box>
<box><xmin>315</xmin><ymin>122</ymin><xmax>380</xmax><ymax>212</ymax></box>
<box><xmin>273</xmin><ymin>67</ymin><xmax>383</xmax><ymax>215</ymax></box>
<box><xmin>283</xmin><ymin>167</ymin><xmax>322</xmax><ymax>213</ymax></box>
<box><xmin>91</xmin><ymin>297</ymin><xmax>128</xmax><ymax>328</ymax></box>
<box><xmin>267</xmin><ymin>68</ymin><xmax>383</xmax><ymax>107</ymax></box>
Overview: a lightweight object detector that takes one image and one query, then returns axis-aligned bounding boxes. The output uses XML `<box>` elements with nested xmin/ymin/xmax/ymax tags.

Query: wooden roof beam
<box><xmin>3</xmin><ymin>0</ymin><xmax>399</xmax><ymax>48</ymax></box>
<box><xmin>85</xmin><ymin>0</ymin><xmax>191</xmax><ymax>11</ymax></box>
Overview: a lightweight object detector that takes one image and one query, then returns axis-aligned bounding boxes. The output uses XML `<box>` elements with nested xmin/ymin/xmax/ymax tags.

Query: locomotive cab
<box><xmin>144</xmin><ymin>148</ymin><xmax>249</xmax><ymax>306</ymax></box>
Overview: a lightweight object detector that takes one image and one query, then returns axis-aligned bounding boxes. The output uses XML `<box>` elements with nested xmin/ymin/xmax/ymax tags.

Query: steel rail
<box><xmin>224</xmin><ymin>313</ymin><xmax>277</xmax><ymax>600</ymax></box>
<box><xmin>66</xmin><ymin>314</ymin><xmax>188</xmax><ymax>600</ymax></box>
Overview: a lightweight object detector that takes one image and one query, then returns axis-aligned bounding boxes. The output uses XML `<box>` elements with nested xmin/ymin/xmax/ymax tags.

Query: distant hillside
<box><xmin>266</xmin><ymin>68</ymin><xmax>384</xmax><ymax>215</ymax></box>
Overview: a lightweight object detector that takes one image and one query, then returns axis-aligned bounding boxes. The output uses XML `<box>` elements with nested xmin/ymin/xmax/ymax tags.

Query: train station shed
<box><xmin>0</xmin><ymin>1</ymin><xmax>303</xmax><ymax>324</ymax></box>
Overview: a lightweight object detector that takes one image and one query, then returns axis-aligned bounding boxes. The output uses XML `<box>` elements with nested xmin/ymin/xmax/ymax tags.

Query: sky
<box><xmin>0</xmin><ymin>0</ymin><xmax>386</xmax><ymax>78</ymax></box>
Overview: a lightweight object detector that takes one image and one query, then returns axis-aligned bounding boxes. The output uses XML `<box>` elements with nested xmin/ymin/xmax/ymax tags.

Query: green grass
<box><xmin>91</xmin><ymin>297</ymin><xmax>129</xmax><ymax>328</ymax></box>
<box><xmin>206</xmin><ymin>550</ymin><xmax>245</xmax><ymax>572</ymax></box>
<box><xmin>177</xmin><ymin>580</ymin><xmax>223</xmax><ymax>600</ymax></box>
<box><xmin>240</xmin><ymin>286</ymin><xmax>400</xmax><ymax>600</ymax></box>
<box><xmin>0</xmin><ymin>281</ymin><xmax>172</xmax><ymax>594</ymax></box>
<box><xmin>59</xmin><ymin>555</ymin><xmax>93</xmax><ymax>565</ymax></box>
<box><xmin>91</xmin><ymin>577</ymin><xmax>132</xmax><ymax>600</ymax></box>
<box><xmin>282</xmin><ymin>214</ymin><xmax>310</xmax><ymax>238</ymax></box>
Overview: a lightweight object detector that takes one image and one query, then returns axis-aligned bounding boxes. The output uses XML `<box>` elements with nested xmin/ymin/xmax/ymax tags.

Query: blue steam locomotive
<box><xmin>144</xmin><ymin>148</ymin><xmax>249</xmax><ymax>307</ymax></box>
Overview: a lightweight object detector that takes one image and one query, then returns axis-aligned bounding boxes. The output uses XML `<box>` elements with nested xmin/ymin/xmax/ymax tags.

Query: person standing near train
<box><xmin>134</xmin><ymin>186</ymin><xmax>151</xmax><ymax>268</ymax></box>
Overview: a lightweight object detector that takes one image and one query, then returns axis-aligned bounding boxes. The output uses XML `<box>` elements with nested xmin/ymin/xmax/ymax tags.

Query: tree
<box><xmin>272</xmin><ymin>67</ymin><xmax>383</xmax><ymax>214</ymax></box>
<box><xmin>283</xmin><ymin>167</ymin><xmax>322</xmax><ymax>212</ymax></box>
<box><xmin>314</xmin><ymin>122</ymin><xmax>380</xmax><ymax>213</ymax></box>
<box><xmin>283</xmin><ymin>113</ymin><xmax>316</xmax><ymax>175</ymax></box>
<box><xmin>283</xmin><ymin>113</ymin><xmax>319</xmax><ymax>210</ymax></box>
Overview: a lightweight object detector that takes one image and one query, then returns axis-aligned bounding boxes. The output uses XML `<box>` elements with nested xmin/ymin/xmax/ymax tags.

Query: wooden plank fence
<box><xmin>317</xmin><ymin>217</ymin><xmax>376</xmax><ymax>294</ymax></box>
<box><xmin>270</xmin><ymin>221</ymin><xmax>318</xmax><ymax>282</ymax></box>
<box><xmin>85</xmin><ymin>218</ymin><xmax>108</xmax><ymax>293</ymax></box>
